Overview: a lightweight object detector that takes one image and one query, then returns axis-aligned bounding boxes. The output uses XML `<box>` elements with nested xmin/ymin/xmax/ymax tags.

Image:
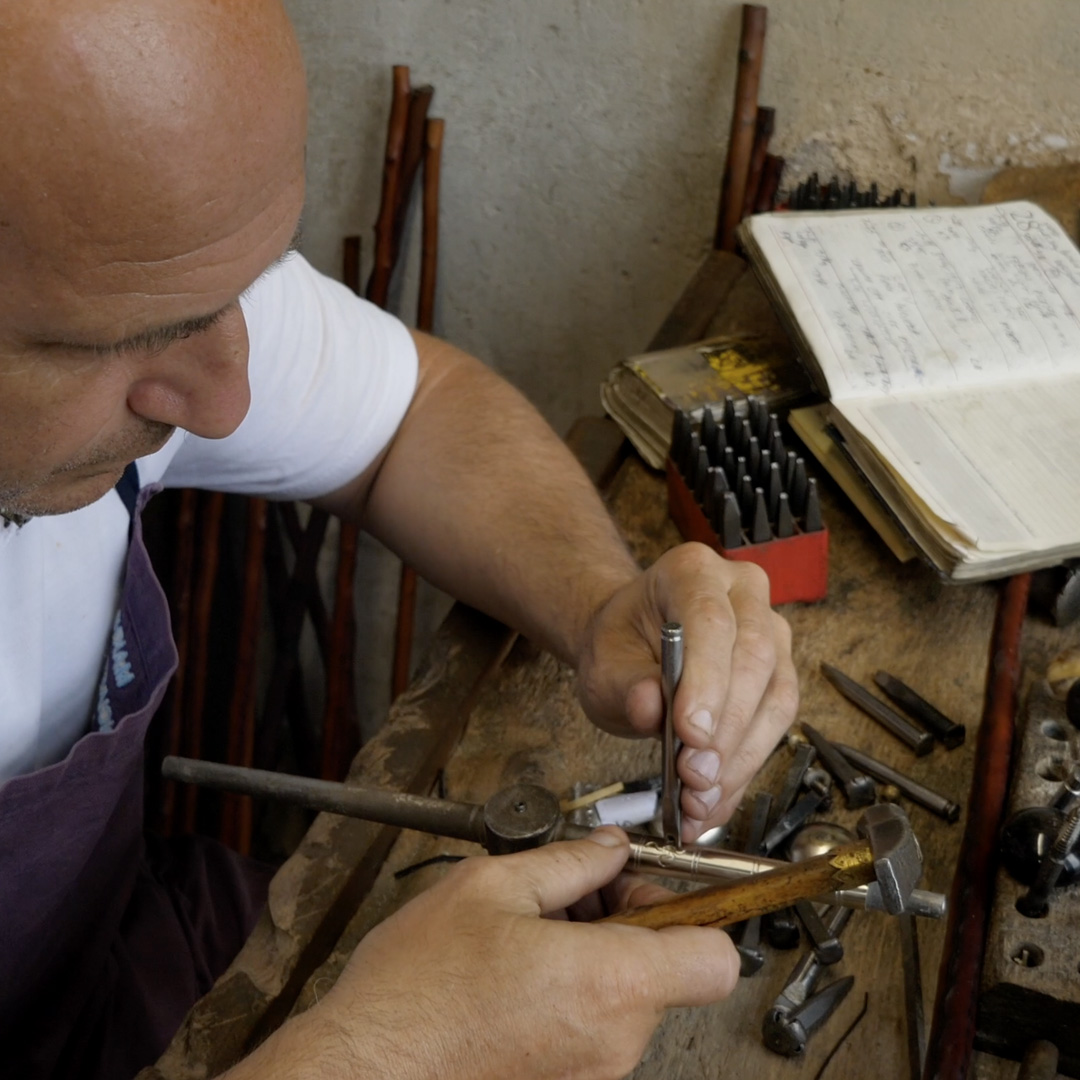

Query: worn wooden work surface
<box><xmin>145</xmin><ymin>245</ymin><xmax>1080</xmax><ymax>1078</ymax></box>
<box><xmin>271</xmin><ymin>458</ymin><xmax>1078</xmax><ymax>1080</ymax></box>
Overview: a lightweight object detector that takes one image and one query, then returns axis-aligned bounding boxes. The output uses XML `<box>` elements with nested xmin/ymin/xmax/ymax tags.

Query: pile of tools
<box><xmin>162</xmin><ymin>622</ymin><xmax>965</xmax><ymax>1073</ymax></box>
<box><xmin>786</xmin><ymin>174</ymin><xmax>917</xmax><ymax>212</ymax></box>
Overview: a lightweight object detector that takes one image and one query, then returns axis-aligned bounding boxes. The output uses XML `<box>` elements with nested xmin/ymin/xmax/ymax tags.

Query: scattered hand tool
<box><xmin>762</xmin><ymin>792</ymin><xmax>827</xmax><ymax>856</ymax></box>
<box><xmin>1051</xmin><ymin>760</ymin><xmax>1080</xmax><ymax>813</ymax></box>
<box><xmin>762</xmin><ymin>904</ymin><xmax>855</xmax><ymax>1057</ymax></box>
<box><xmin>872</xmin><ymin>670</ymin><xmax>966</xmax><ymax>749</ymax></box>
<box><xmin>770</xmin><ymin>741</ymin><xmax>818</xmax><ymax>832</ymax></box>
<box><xmin>162</xmin><ymin>759</ymin><xmax>946</xmax><ymax>917</ymax></box>
<box><xmin>899</xmin><ymin>912</ymin><xmax>926</xmax><ymax>1080</ymax></box>
<box><xmin>732</xmin><ymin>792</ymin><xmax>772</xmax><ymax>976</ymax></box>
<box><xmin>1016</xmin><ymin>802</ymin><xmax>1080</xmax><ymax>917</ymax></box>
<box><xmin>801</xmin><ymin>724</ymin><xmax>876</xmax><ymax>809</ymax></box>
<box><xmin>788</xmin><ymin>823</ymin><xmax>857</xmax><ymax>967</ymax></box>
<box><xmin>764</xmin><ymin>974</ymin><xmax>855</xmax><ymax>1058</ymax></box>
<box><xmin>605</xmin><ymin>803</ymin><xmax>924</xmax><ymax>929</ymax></box>
<box><xmin>660</xmin><ymin>622</ymin><xmax>684</xmax><ymax>847</ymax></box>
<box><xmin>821</xmin><ymin>664</ymin><xmax>934</xmax><ymax>756</ymax></box>
<box><xmin>834</xmin><ymin>742</ymin><xmax>961</xmax><ymax>824</ymax></box>
<box><xmin>998</xmin><ymin>805</ymin><xmax>1080</xmax><ymax>886</ymax></box>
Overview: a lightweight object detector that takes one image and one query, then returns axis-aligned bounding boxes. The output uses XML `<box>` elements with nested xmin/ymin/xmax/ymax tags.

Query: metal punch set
<box><xmin>666</xmin><ymin>397</ymin><xmax>828</xmax><ymax>604</ymax></box>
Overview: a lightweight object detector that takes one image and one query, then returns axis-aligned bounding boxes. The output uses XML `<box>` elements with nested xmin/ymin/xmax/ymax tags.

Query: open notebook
<box><xmin>740</xmin><ymin>200</ymin><xmax>1080</xmax><ymax>581</ymax></box>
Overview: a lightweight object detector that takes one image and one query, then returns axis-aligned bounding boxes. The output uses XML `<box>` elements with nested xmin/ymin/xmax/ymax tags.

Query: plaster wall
<box><xmin>281</xmin><ymin>0</ymin><xmax>1080</xmax><ymax>732</ymax></box>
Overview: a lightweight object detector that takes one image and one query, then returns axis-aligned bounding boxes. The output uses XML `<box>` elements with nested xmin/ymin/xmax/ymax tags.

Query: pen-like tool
<box><xmin>661</xmin><ymin>622</ymin><xmax>685</xmax><ymax>847</ymax></box>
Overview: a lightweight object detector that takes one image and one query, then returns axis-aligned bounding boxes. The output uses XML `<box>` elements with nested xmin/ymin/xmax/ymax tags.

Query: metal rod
<box><xmin>165</xmin><ymin>757</ymin><xmax>947</xmax><ymax>918</ymax></box>
<box><xmin>661</xmin><ymin>623</ymin><xmax>685</xmax><ymax>846</ymax></box>
<box><xmin>162</xmin><ymin>756</ymin><xmax>486</xmax><ymax>844</ymax></box>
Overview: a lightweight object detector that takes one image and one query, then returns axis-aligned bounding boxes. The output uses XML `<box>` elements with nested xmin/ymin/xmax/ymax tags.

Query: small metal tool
<box><xmin>771</xmin><ymin>742</ymin><xmax>817</xmax><ymax>828</ymax></box>
<box><xmin>801</xmin><ymin>724</ymin><xmax>876</xmax><ymax>809</ymax></box>
<box><xmin>750</xmin><ymin>489</ymin><xmax>771</xmax><ymax>544</ymax></box>
<box><xmin>757</xmin><ymin>448</ymin><xmax>772</xmax><ymax>488</ymax></box>
<box><xmin>660</xmin><ymin>622</ymin><xmax>684</xmax><ymax>847</ymax></box>
<box><xmin>803</xmin><ymin>478</ymin><xmax>823</xmax><ymax>533</ymax></box>
<box><xmin>762</xmin><ymin>903</ymin><xmax>855</xmax><ymax>1057</ymax></box>
<box><xmin>794</xmin><ymin>898</ymin><xmax>844</xmax><ymax>965</ymax></box>
<box><xmin>700</xmin><ymin>408</ymin><xmax>719</xmax><ymax>458</ymax></box>
<box><xmin>775</xmin><ymin>491</ymin><xmax>795</xmax><ymax>539</ymax></box>
<box><xmin>788</xmin><ymin>822</ymin><xmax>854</xmax><ymax>967</ymax></box>
<box><xmin>720</xmin><ymin>490</ymin><xmax>742</xmax><ymax>549</ymax></box>
<box><xmin>834</xmin><ymin>743</ymin><xmax>960</xmax><ymax>824</ymax></box>
<box><xmin>670</xmin><ymin>410</ymin><xmax>691</xmax><ymax>467</ymax></box>
<box><xmin>899</xmin><ymin>912</ymin><xmax>926</xmax><ymax>1080</ymax></box>
<box><xmin>693</xmin><ymin>445</ymin><xmax>710</xmax><ymax>503</ymax></box>
<box><xmin>821</xmin><ymin>664</ymin><xmax>934</xmax><ymax>756</ymax></box>
<box><xmin>999</xmin><ymin>805</ymin><xmax>1080</xmax><ymax>887</ymax></box>
<box><xmin>1051</xmin><ymin>760</ymin><xmax>1080</xmax><ymax>814</ymax></box>
<box><xmin>1016</xmin><ymin>802</ymin><xmax>1080</xmax><ymax>917</ymax></box>
<box><xmin>732</xmin><ymin>791</ymin><xmax>772</xmax><ymax>976</ymax></box>
<box><xmin>804</xmin><ymin>767</ymin><xmax>832</xmax><ymax>803</ymax></box>
<box><xmin>762</xmin><ymin>792</ymin><xmax>827</xmax><ymax>856</ymax></box>
<box><xmin>763</xmin><ymin>975</ymin><xmax>855</xmax><ymax>1057</ymax></box>
<box><xmin>872</xmin><ymin>670</ymin><xmax>966</xmax><ymax>749</ymax></box>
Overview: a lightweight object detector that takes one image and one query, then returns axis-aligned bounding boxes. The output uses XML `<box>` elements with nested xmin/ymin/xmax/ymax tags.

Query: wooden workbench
<box><xmin>141</xmin><ymin>250</ymin><xmax>1080</xmax><ymax>1080</ymax></box>
<box><xmin>142</xmin><ymin>432</ymin><xmax>1079</xmax><ymax>1080</ymax></box>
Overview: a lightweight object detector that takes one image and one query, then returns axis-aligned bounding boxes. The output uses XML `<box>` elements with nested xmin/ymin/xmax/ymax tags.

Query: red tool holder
<box><xmin>666</xmin><ymin>460</ymin><xmax>829</xmax><ymax>605</ymax></box>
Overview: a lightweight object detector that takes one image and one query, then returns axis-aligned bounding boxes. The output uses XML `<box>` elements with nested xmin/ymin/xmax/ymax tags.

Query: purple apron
<box><xmin>0</xmin><ymin>470</ymin><xmax>272</xmax><ymax>1079</ymax></box>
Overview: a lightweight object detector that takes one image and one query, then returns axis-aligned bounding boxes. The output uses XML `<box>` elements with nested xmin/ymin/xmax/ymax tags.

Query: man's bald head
<box><xmin>0</xmin><ymin>0</ymin><xmax>309</xmax><ymax>517</ymax></box>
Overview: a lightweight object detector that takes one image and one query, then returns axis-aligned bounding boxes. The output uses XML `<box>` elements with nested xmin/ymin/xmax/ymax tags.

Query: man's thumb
<box><xmin>497</xmin><ymin>827</ymin><xmax>631</xmax><ymax>915</ymax></box>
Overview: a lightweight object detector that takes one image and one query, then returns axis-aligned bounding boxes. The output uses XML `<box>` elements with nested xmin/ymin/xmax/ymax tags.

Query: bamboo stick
<box><xmin>714</xmin><ymin>5</ymin><xmax>768</xmax><ymax>251</ymax></box>
<box><xmin>367</xmin><ymin>65</ymin><xmax>412</xmax><ymax>307</ymax></box>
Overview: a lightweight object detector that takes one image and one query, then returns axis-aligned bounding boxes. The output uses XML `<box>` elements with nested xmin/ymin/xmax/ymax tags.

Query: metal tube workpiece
<box><xmin>162</xmin><ymin>756</ymin><xmax>487</xmax><ymax>844</ymax></box>
<box><xmin>166</xmin><ymin>757</ymin><xmax>947</xmax><ymax>919</ymax></box>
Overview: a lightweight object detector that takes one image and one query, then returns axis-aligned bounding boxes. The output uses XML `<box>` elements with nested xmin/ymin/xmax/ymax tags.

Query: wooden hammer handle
<box><xmin>603</xmin><ymin>841</ymin><xmax>876</xmax><ymax>930</ymax></box>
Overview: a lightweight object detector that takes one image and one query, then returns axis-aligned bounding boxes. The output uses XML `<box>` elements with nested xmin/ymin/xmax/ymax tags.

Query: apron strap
<box><xmin>115</xmin><ymin>462</ymin><xmax>141</xmax><ymax>521</ymax></box>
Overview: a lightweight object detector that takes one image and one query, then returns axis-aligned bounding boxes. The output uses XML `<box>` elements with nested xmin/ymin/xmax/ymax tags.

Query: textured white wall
<box><xmin>281</xmin><ymin>0</ymin><xmax>1080</xmax><ymax>732</ymax></box>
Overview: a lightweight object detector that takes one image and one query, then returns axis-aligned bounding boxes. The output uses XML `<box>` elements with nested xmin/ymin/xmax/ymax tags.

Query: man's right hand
<box><xmin>253</xmin><ymin>827</ymin><xmax>739</xmax><ymax>1080</ymax></box>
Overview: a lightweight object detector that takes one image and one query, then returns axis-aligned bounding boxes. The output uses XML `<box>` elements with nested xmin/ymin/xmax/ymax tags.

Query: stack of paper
<box><xmin>740</xmin><ymin>200</ymin><xmax>1080</xmax><ymax>580</ymax></box>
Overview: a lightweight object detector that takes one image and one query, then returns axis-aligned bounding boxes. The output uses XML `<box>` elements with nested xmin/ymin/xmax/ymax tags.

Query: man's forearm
<box><xmin>327</xmin><ymin>331</ymin><xmax>639</xmax><ymax>665</ymax></box>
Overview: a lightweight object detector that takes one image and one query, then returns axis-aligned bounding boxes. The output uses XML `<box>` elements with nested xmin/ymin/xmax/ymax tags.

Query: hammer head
<box><xmin>856</xmin><ymin>803</ymin><xmax>923</xmax><ymax>915</ymax></box>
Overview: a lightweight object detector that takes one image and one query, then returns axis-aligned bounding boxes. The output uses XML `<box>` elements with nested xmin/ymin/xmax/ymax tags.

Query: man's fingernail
<box><xmin>589</xmin><ymin>827</ymin><xmax>626</xmax><ymax>848</ymax></box>
<box><xmin>686</xmin><ymin>749</ymin><xmax>721</xmax><ymax>784</ymax></box>
<box><xmin>688</xmin><ymin>709</ymin><xmax>713</xmax><ymax>740</ymax></box>
<box><xmin>694</xmin><ymin>786</ymin><xmax>723</xmax><ymax>814</ymax></box>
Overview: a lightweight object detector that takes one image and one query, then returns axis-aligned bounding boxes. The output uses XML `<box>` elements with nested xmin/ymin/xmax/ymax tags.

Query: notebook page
<box><xmin>835</xmin><ymin>375</ymin><xmax>1080</xmax><ymax>553</ymax></box>
<box><xmin>745</xmin><ymin>202</ymin><xmax>1080</xmax><ymax>400</ymax></box>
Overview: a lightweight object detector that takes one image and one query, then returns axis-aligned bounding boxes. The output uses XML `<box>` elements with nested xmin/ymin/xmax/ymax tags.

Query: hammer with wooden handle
<box><xmin>604</xmin><ymin>803</ymin><xmax>920</xmax><ymax>929</ymax></box>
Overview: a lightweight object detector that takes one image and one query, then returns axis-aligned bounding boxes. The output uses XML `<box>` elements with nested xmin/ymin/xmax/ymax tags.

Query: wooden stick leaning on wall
<box><xmin>320</xmin><ymin>235</ymin><xmax>365</xmax><ymax>782</ymax></box>
<box><xmin>753</xmin><ymin>153</ymin><xmax>785</xmax><ymax>214</ymax></box>
<box><xmin>391</xmin><ymin>116</ymin><xmax>445</xmax><ymax>701</ymax></box>
<box><xmin>740</xmin><ymin>105</ymin><xmax>775</xmax><ymax>220</ymax></box>
<box><xmin>367</xmin><ymin>65</ymin><xmax>412</xmax><ymax>308</ymax></box>
<box><xmin>923</xmin><ymin>572</ymin><xmax>1032</xmax><ymax>1080</ymax></box>
<box><xmin>714</xmin><ymin>4</ymin><xmax>767</xmax><ymax>251</ymax></box>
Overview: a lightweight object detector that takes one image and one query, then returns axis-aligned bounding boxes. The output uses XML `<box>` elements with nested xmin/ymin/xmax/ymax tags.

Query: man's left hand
<box><xmin>575</xmin><ymin>541</ymin><xmax>798</xmax><ymax>843</ymax></box>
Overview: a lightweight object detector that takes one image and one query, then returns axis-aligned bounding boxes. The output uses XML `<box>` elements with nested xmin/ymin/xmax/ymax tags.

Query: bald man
<box><xmin>0</xmin><ymin>2</ymin><xmax>798</xmax><ymax>1078</ymax></box>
